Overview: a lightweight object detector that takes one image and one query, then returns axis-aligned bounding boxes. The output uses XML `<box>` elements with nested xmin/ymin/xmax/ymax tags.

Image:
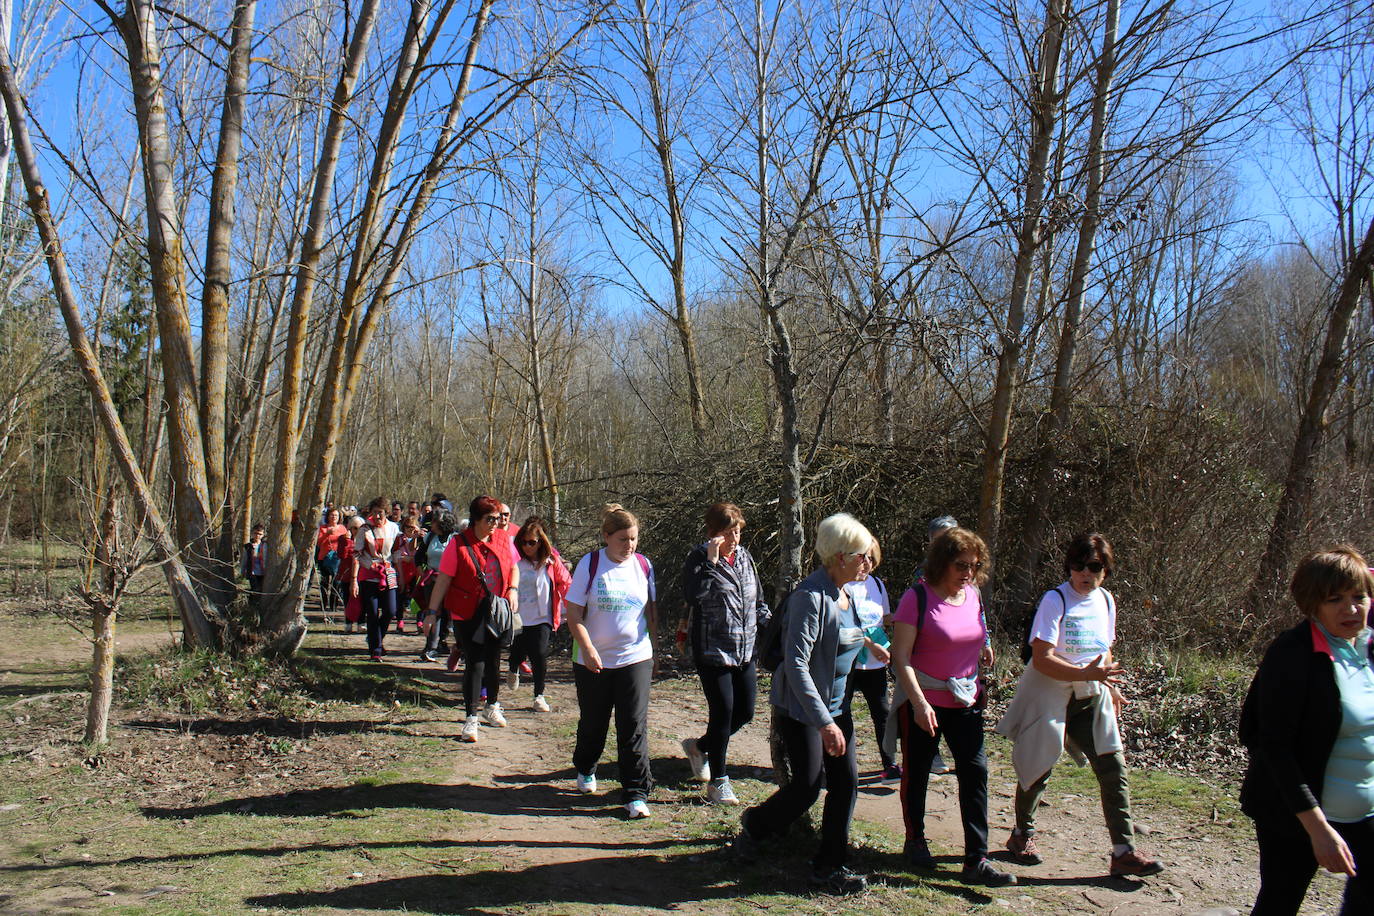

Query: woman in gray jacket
<box><xmin>736</xmin><ymin>512</ymin><xmax>883</xmax><ymax>895</ymax></box>
<box><xmin>680</xmin><ymin>502</ymin><xmax>771</xmax><ymax>806</ymax></box>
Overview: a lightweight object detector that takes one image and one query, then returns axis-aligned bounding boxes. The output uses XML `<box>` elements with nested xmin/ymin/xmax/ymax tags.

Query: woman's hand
<box><xmin>350</xmin><ymin>580</ymin><xmax>359</xmax><ymax>598</ymax></box>
<box><xmin>1083</xmin><ymin>654</ymin><xmax>1123</xmax><ymax>684</ymax></box>
<box><xmin>980</xmin><ymin>644</ymin><xmax>995</xmax><ymax>668</ymax></box>
<box><xmin>910</xmin><ymin>697</ymin><xmax>938</xmax><ymax>736</ymax></box>
<box><xmin>1108</xmin><ymin>682</ymin><xmax>1128</xmax><ymax>711</ymax></box>
<box><xmin>706</xmin><ymin>536</ymin><xmax>724</xmax><ymax>564</ymax></box>
<box><xmin>865</xmin><ymin>639</ymin><xmax>890</xmax><ymax>666</ymax></box>
<box><xmin>581</xmin><ymin>647</ymin><xmax>604</xmax><ymax>674</ymax></box>
<box><xmin>1310</xmin><ymin>822</ymin><xmax>1357</xmax><ymax>875</ymax></box>
<box><xmin>820</xmin><ymin>722</ymin><xmax>846</xmax><ymax>757</ymax></box>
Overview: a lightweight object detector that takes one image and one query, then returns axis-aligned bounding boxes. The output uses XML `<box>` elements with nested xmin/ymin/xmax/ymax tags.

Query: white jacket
<box><xmin>994</xmin><ymin>664</ymin><xmax>1122</xmax><ymax>789</ymax></box>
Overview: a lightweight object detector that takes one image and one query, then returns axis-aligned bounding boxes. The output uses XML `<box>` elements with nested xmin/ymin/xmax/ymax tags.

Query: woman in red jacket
<box><xmin>428</xmin><ymin>495</ymin><xmax>520</xmax><ymax>743</ymax></box>
<box><xmin>507</xmin><ymin>516</ymin><xmax>571</xmax><ymax>712</ymax></box>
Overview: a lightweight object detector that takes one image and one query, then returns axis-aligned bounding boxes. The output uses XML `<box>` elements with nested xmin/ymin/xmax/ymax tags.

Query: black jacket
<box><xmin>1239</xmin><ymin>619</ymin><xmax>1374</xmax><ymax>822</ymax></box>
<box><xmin>682</xmin><ymin>542</ymin><xmax>771</xmax><ymax>668</ymax></box>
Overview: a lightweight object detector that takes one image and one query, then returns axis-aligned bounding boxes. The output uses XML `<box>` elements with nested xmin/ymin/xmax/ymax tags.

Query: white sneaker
<box><xmin>681</xmin><ymin>737</ymin><xmax>710</xmax><ymax>781</ymax></box>
<box><xmin>460</xmin><ymin>715</ymin><xmax>481</xmax><ymax>743</ymax></box>
<box><xmin>532</xmin><ymin>694</ymin><xmax>551</xmax><ymax>712</ymax></box>
<box><xmin>506</xmin><ymin>670</ymin><xmax>519</xmax><ymax>690</ymax></box>
<box><xmin>625</xmin><ymin>799</ymin><xmax>651</xmax><ymax>819</ymax></box>
<box><xmin>706</xmin><ymin>777</ymin><xmax>739</xmax><ymax>806</ymax></box>
<box><xmin>482</xmin><ymin>702</ymin><xmax>508</xmax><ymax>727</ymax></box>
<box><xmin>576</xmin><ymin>772</ymin><xmax>597</xmax><ymax>794</ymax></box>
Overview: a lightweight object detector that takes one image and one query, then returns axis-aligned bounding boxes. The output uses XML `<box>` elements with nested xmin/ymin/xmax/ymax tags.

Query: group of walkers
<box><xmin>294</xmin><ymin>492</ymin><xmax>1371</xmax><ymax>913</ymax></box>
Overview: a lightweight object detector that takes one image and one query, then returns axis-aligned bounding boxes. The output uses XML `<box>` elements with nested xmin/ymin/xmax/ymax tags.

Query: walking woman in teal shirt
<box><xmin>1240</xmin><ymin>546</ymin><xmax>1374</xmax><ymax>914</ymax></box>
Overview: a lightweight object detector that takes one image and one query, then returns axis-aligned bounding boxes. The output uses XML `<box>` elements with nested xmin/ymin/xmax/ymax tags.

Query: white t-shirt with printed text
<box><xmin>1029</xmin><ymin>581</ymin><xmax>1114</xmax><ymax>667</ymax></box>
<box><xmin>569</xmin><ymin>549</ymin><xmax>655</xmax><ymax>670</ymax></box>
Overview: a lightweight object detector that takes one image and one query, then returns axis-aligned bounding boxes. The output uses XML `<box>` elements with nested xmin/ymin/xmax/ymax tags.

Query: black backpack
<box><xmin>756</xmin><ymin>583</ymin><xmax>798</xmax><ymax>672</ymax></box>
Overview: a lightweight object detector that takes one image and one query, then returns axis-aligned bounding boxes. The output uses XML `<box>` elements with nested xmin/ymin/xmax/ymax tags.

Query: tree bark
<box><xmin>1011</xmin><ymin>0</ymin><xmax>1118</xmax><ymax>615</ymax></box>
<box><xmin>0</xmin><ymin>40</ymin><xmax>220</xmax><ymax>647</ymax></box>
<box><xmin>977</xmin><ymin>0</ymin><xmax>1066</xmax><ymax>544</ymax></box>
<box><xmin>84</xmin><ymin>490</ymin><xmax>119</xmax><ymax>746</ymax></box>
<box><xmin>1247</xmin><ymin>215</ymin><xmax>1374</xmax><ymax>613</ymax></box>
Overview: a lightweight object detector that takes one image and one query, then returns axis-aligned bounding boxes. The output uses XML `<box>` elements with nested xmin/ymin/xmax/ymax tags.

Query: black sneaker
<box><xmin>961</xmin><ymin>857</ymin><xmax>1017</xmax><ymax>887</ymax></box>
<box><xmin>904</xmin><ymin>837</ymin><xmax>936</xmax><ymax>869</ymax></box>
<box><xmin>808</xmin><ymin>865</ymin><xmax>868</xmax><ymax>894</ymax></box>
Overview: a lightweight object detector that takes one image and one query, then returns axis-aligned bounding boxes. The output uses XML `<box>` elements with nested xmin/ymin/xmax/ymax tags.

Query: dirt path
<box><xmin>340</xmin><ymin>623</ymin><xmax>1345</xmax><ymax>916</ymax></box>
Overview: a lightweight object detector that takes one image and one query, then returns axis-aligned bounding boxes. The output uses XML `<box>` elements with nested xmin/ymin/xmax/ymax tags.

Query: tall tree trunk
<box><xmin>0</xmin><ymin>42</ymin><xmax>220</xmax><ymax>646</ymax></box>
<box><xmin>84</xmin><ymin>488</ymin><xmax>119</xmax><ymax>746</ymax></box>
<box><xmin>1247</xmin><ymin>216</ymin><xmax>1374</xmax><ymax>614</ymax></box>
<box><xmin>977</xmin><ymin>0</ymin><xmax>1066</xmax><ymax>544</ymax></box>
<box><xmin>1011</xmin><ymin>0</ymin><xmax>1118</xmax><ymax>617</ymax></box>
<box><xmin>199</xmin><ymin>0</ymin><xmax>258</xmax><ymax>590</ymax></box>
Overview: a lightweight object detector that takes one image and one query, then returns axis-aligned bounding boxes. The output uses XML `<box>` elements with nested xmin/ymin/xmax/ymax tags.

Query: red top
<box><xmin>316</xmin><ymin>523</ymin><xmax>348</xmax><ymax>560</ymax></box>
<box><xmin>439</xmin><ymin>527</ymin><xmax>516</xmax><ymax>621</ymax></box>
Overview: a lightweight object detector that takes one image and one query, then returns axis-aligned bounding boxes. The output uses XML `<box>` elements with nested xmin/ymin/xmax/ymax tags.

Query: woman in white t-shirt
<box><xmin>566</xmin><ymin>504</ymin><xmax>658</xmax><ymax>819</ymax></box>
<box><xmin>842</xmin><ymin>538</ymin><xmax>897</xmax><ymax>781</ymax></box>
<box><xmin>507</xmin><ymin>516</ymin><xmax>571</xmax><ymax>712</ymax></box>
<box><xmin>352</xmin><ymin>497</ymin><xmax>401</xmax><ymax>662</ymax></box>
<box><xmin>995</xmin><ymin>532</ymin><xmax>1162</xmax><ymax>878</ymax></box>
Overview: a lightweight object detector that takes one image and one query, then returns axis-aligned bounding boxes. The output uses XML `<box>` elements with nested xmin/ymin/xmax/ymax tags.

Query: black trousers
<box><xmin>695</xmin><ymin>662</ymin><xmax>757</xmax><ymax>779</ymax></box>
<box><xmin>898</xmin><ymin>701</ymin><xmax>990</xmax><ymax>864</ymax></box>
<box><xmin>573</xmin><ymin>659</ymin><xmax>653</xmax><ymax>802</ymax></box>
<box><xmin>358</xmin><ymin>580</ymin><xmax>396</xmax><ymax>655</ymax></box>
<box><xmin>745</xmin><ymin>709</ymin><xmax>857</xmax><ymax>870</ymax></box>
<box><xmin>509</xmin><ymin>623</ymin><xmax>553</xmax><ymax>694</ymax></box>
<box><xmin>456</xmin><ymin>616</ymin><xmax>502</xmax><ymax>716</ymax></box>
<box><xmin>1253</xmin><ymin>814</ymin><xmax>1373</xmax><ymax>915</ymax></box>
<box><xmin>844</xmin><ymin>666</ymin><xmax>894</xmax><ymax>769</ymax></box>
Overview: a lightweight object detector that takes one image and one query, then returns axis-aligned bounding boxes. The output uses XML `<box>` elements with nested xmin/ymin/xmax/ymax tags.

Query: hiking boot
<box><xmin>1006</xmin><ymin>829</ymin><xmax>1043</xmax><ymax>865</ymax></box>
<box><xmin>1110</xmin><ymin>848</ymin><xmax>1163</xmax><ymax>877</ymax></box>
<box><xmin>624</xmin><ymin>799</ymin><xmax>652</xmax><ymax>819</ymax></box>
<box><xmin>706</xmin><ymin>778</ymin><xmax>739</xmax><ymax>806</ymax></box>
<box><xmin>482</xmin><ymin>702</ymin><xmax>507</xmax><ymax>727</ymax></box>
<box><xmin>532</xmin><ymin>694</ymin><xmax>551</xmax><ymax>713</ymax></box>
<box><xmin>576</xmin><ymin>772</ymin><xmax>597</xmax><ymax>794</ymax></box>
<box><xmin>903</xmin><ymin>837</ymin><xmax>936</xmax><ymax>869</ymax></box>
<box><xmin>962</xmin><ymin>858</ymin><xmax>1017</xmax><ymax>887</ymax></box>
<box><xmin>506</xmin><ymin>669</ymin><xmax>519</xmax><ymax>690</ymax></box>
<box><xmin>808</xmin><ymin>865</ymin><xmax>868</xmax><ymax>895</ymax></box>
<box><xmin>681</xmin><ymin>737</ymin><xmax>710</xmax><ymax>781</ymax></box>
<box><xmin>881</xmin><ymin>763</ymin><xmax>902</xmax><ymax>784</ymax></box>
<box><xmin>459</xmin><ymin>715</ymin><xmax>480</xmax><ymax>743</ymax></box>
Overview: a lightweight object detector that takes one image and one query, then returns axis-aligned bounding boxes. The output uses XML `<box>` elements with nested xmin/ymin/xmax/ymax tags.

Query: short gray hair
<box><xmin>814</xmin><ymin>512</ymin><xmax>875</xmax><ymax>566</ymax></box>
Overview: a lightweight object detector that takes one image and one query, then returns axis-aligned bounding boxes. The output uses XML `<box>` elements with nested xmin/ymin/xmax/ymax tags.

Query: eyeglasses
<box><xmin>847</xmin><ymin>552</ymin><xmax>874</xmax><ymax>565</ymax></box>
<box><xmin>481</xmin><ymin>514</ymin><xmax>500</xmax><ymax>523</ymax></box>
<box><xmin>953</xmin><ymin>559</ymin><xmax>983</xmax><ymax>573</ymax></box>
<box><xmin>1069</xmin><ymin>560</ymin><xmax>1106</xmax><ymax>574</ymax></box>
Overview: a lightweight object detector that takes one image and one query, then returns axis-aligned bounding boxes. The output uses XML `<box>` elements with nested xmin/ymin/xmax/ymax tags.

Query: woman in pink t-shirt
<box><xmin>889</xmin><ymin>527</ymin><xmax>1012</xmax><ymax>888</ymax></box>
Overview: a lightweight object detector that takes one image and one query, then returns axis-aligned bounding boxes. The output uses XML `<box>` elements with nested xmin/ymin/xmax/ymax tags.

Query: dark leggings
<box><xmin>694</xmin><ymin>662</ymin><xmax>757</xmax><ymax>779</ymax></box>
<box><xmin>843</xmin><ymin>666</ymin><xmax>893</xmax><ymax>769</ymax></box>
<box><xmin>457</xmin><ymin>615</ymin><xmax>502</xmax><ymax>716</ymax></box>
<box><xmin>359</xmin><ymin>580</ymin><xmax>396</xmax><ymax>654</ymax></box>
<box><xmin>508</xmin><ymin>623</ymin><xmax>553</xmax><ymax>694</ymax></box>
<box><xmin>1253</xmin><ymin>814</ymin><xmax>1373</xmax><ymax>915</ymax></box>
<box><xmin>745</xmin><ymin>709</ymin><xmax>857</xmax><ymax>870</ymax></box>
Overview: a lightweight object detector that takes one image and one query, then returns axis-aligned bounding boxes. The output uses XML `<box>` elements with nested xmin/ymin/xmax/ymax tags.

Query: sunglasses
<box><xmin>481</xmin><ymin>514</ymin><xmax>500</xmax><ymax>523</ymax></box>
<box><xmin>1069</xmin><ymin>560</ymin><xmax>1106</xmax><ymax>574</ymax></box>
<box><xmin>519</xmin><ymin>539</ymin><xmax>539</xmax><ymax>547</ymax></box>
<box><xmin>499</xmin><ymin>512</ymin><xmax>511</xmax><ymax>519</ymax></box>
<box><xmin>953</xmin><ymin>559</ymin><xmax>983</xmax><ymax>572</ymax></box>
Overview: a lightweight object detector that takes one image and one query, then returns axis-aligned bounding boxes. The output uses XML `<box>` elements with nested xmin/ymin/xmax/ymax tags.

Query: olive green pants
<box><xmin>1013</xmin><ymin>692</ymin><xmax>1134</xmax><ymax>846</ymax></box>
